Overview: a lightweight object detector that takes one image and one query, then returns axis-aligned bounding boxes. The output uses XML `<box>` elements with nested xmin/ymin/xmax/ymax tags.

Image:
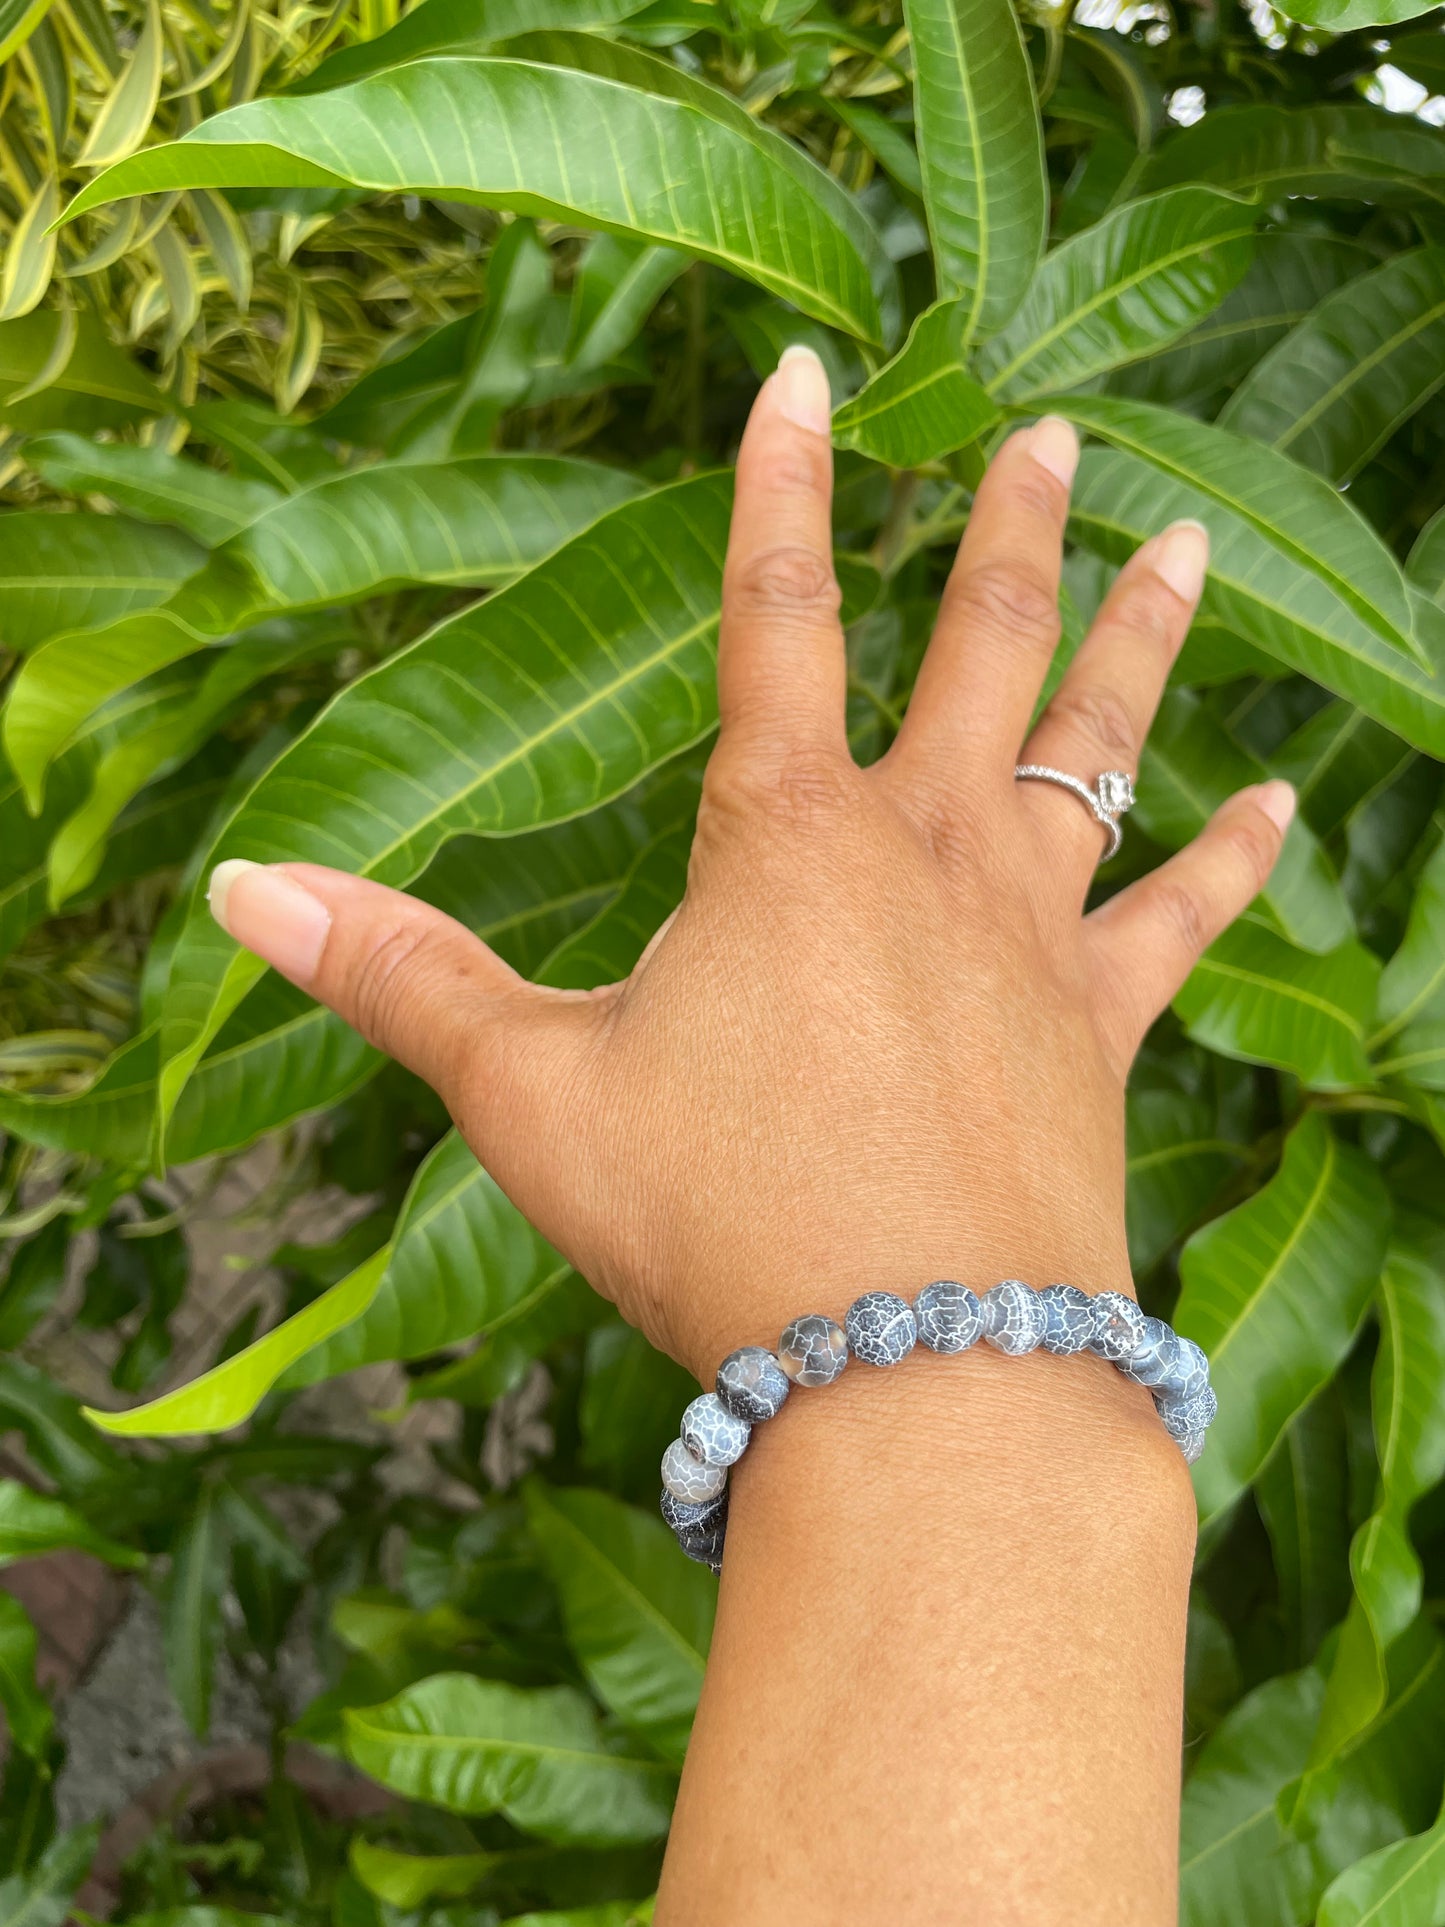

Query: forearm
<box><xmin>657</xmin><ymin>1267</ymin><xmax>1197</xmax><ymax>1925</ymax></box>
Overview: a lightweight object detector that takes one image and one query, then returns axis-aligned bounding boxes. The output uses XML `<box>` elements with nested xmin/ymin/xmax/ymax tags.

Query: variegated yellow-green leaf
<box><xmin>0</xmin><ymin>172</ymin><xmax>58</xmax><ymax>320</ymax></box>
<box><xmin>75</xmin><ymin>0</ymin><xmax>164</xmax><ymax>169</ymax></box>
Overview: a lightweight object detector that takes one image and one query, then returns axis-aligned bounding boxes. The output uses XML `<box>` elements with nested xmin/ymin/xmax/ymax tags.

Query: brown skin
<box><xmin>209</xmin><ymin>348</ymin><xmax>1292</xmax><ymax>1922</ymax></box>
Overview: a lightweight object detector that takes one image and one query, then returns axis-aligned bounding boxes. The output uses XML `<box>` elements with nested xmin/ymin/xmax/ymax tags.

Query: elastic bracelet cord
<box><xmin>660</xmin><ymin>1282</ymin><xmax>1215</xmax><ymax>1574</ymax></box>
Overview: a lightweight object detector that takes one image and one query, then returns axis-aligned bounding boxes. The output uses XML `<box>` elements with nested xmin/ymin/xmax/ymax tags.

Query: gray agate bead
<box><xmin>914</xmin><ymin>1281</ymin><xmax>983</xmax><ymax>1354</ymax></box>
<box><xmin>980</xmin><ymin>1280</ymin><xmax>1047</xmax><ymax>1355</ymax></box>
<box><xmin>778</xmin><ymin>1313</ymin><xmax>849</xmax><ymax>1386</ymax></box>
<box><xmin>1039</xmin><ymin>1284</ymin><xmax>1096</xmax><ymax>1356</ymax></box>
<box><xmin>1089</xmin><ymin>1290</ymin><xmax>1147</xmax><ymax>1362</ymax></box>
<box><xmin>680</xmin><ymin>1392</ymin><xmax>750</xmax><ymax>1467</ymax></box>
<box><xmin>1118</xmin><ymin>1316</ymin><xmax>1178</xmax><ymax>1387</ymax></box>
<box><xmin>845</xmin><ymin>1291</ymin><xmax>918</xmax><ymax>1366</ymax></box>
<box><xmin>1177</xmin><ymin>1429</ymin><xmax>1208</xmax><ymax>1467</ymax></box>
<box><xmin>716</xmin><ymin>1346</ymin><xmax>790</xmax><ymax>1423</ymax></box>
<box><xmin>1157</xmin><ymin>1386</ymin><xmax>1219</xmax><ymax>1443</ymax></box>
<box><xmin>661</xmin><ymin>1437</ymin><xmax>727</xmax><ymax>1505</ymax></box>
<box><xmin>660</xmin><ymin>1486</ymin><xmax>726</xmax><ymax>1538</ymax></box>
<box><xmin>669</xmin><ymin>1488</ymin><xmax>728</xmax><ymax>1565</ymax></box>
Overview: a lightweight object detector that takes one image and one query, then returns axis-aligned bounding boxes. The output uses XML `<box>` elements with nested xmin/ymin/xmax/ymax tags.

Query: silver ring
<box><xmin>1015</xmin><ymin>765</ymin><xmax>1135</xmax><ymax>862</ymax></box>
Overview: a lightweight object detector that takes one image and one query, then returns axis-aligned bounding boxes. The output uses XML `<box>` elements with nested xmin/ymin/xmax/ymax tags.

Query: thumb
<box><xmin>206</xmin><ymin>859</ymin><xmax>592</xmax><ymax>1120</ymax></box>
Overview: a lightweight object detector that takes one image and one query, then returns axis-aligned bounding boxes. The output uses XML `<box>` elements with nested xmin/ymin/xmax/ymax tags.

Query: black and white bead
<box><xmin>681</xmin><ymin>1392</ymin><xmax>751</xmax><ymax>1467</ymax></box>
<box><xmin>981</xmin><ymin>1280</ymin><xmax>1048</xmax><ymax>1355</ymax></box>
<box><xmin>915</xmin><ymin>1280</ymin><xmax>984</xmax><ymax>1353</ymax></box>
<box><xmin>661</xmin><ymin>1436</ymin><xmax>726</xmax><ymax>1505</ymax></box>
<box><xmin>845</xmin><ymin>1291</ymin><xmax>918</xmax><ymax>1366</ymax></box>
<box><xmin>1039</xmin><ymin>1283</ymin><xmax>1097</xmax><ymax>1356</ymax></box>
<box><xmin>716</xmin><ymin>1345</ymin><xmax>791</xmax><ymax>1422</ymax></box>
<box><xmin>778</xmin><ymin>1313</ymin><xmax>849</xmax><ymax>1386</ymax></box>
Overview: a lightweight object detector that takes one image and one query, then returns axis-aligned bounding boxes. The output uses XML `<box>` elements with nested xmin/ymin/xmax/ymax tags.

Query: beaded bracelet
<box><xmin>659</xmin><ymin>1282</ymin><xmax>1215</xmax><ymax>1574</ymax></box>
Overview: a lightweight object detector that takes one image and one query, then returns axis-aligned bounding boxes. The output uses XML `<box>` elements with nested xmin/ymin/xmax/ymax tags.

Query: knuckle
<box><xmin>704</xmin><ymin>738</ymin><xmax>854</xmax><ymax>827</ymax></box>
<box><xmin>1007</xmin><ymin>469</ymin><xmax>1066</xmax><ymax>524</ymax></box>
<box><xmin>1109</xmin><ymin>584</ymin><xmax>1179</xmax><ymax>653</ymax></box>
<box><xmin>349</xmin><ymin>919</ymin><xmax>436</xmax><ymax>1055</ymax></box>
<box><xmin>952</xmin><ymin>561</ymin><xmax>1061</xmax><ymax>646</ymax></box>
<box><xmin>727</xmin><ymin>544</ymin><xmax>841</xmax><ymax>624</ymax></box>
<box><xmin>1047</xmin><ymin>682</ymin><xmax>1139</xmax><ymax>764</ymax></box>
<box><xmin>1153</xmin><ymin>881</ymin><xmax>1208</xmax><ymax>959</ymax></box>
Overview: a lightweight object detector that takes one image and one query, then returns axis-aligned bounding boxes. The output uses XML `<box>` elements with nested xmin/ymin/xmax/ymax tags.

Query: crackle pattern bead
<box><xmin>1089</xmin><ymin>1290</ymin><xmax>1147</xmax><ymax>1362</ymax></box>
<box><xmin>681</xmin><ymin>1392</ymin><xmax>751</xmax><ymax>1467</ymax></box>
<box><xmin>661</xmin><ymin>1437</ymin><xmax>727</xmax><ymax>1505</ymax></box>
<box><xmin>981</xmin><ymin>1280</ymin><xmax>1048</xmax><ymax>1355</ymax></box>
<box><xmin>661</xmin><ymin>1487</ymin><xmax>726</xmax><ymax>1538</ymax></box>
<box><xmin>662</xmin><ymin>1279</ymin><xmax>1216</xmax><ymax>1573</ymax></box>
<box><xmin>915</xmin><ymin>1281</ymin><xmax>983</xmax><ymax>1354</ymax></box>
<box><xmin>845</xmin><ymin>1291</ymin><xmax>918</xmax><ymax>1366</ymax></box>
<box><xmin>716</xmin><ymin>1345</ymin><xmax>790</xmax><ymax>1423</ymax></box>
<box><xmin>778</xmin><ymin>1313</ymin><xmax>849</xmax><ymax>1386</ymax></box>
<box><xmin>1039</xmin><ymin>1284</ymin><xmax>1096</xmax><ymax>1356</ymax></box>
<box><xmin>1157</xmin><ymin>1385</ymin><xmax>1218</xmax><ymax>1442</ymax></box>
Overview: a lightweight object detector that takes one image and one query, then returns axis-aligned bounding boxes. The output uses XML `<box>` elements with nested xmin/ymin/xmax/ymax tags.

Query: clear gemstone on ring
<box><xmin>1098</xmin><ymin>771</ymin><xmax>1135</xmax><ymax>816</ymax></box>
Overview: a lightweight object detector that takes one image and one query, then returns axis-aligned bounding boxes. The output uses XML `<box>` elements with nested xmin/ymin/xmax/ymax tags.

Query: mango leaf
<box><xmin>538</xmin><ymin>809</ymin><xmax>694</xmax><ymax>990</ymax></box>
<box><xmin>1271</xmin><ymin>699</ymin><xmax>1415</xmax><ymax>843</ymax></box>
<box><xmin>1136</xmin><ymin>689</ymin><xmax>1352</xmax><ymax>954</ymax></box>
<box><xmin>1220</xmin><ymin>248</ymin><xmax>1445</xmax><ymax>484</ymax></box>
<box><xmin>0</xmin><ymin>307</ymin><xmax>165</xmax><ymax>433</ymax></box>
<box><xmin>1113</xmin><ymin>231</ymin><xmax>1373</xmax><ymax>410</ymax></box>
<box><xmin>524</xmin><ymin>1484</ymin><xmax>713</xmax><ymax>1764</ymax></box>
<box><xmin>24</xmin><ymin>432</ymin><xmax>282</xmax><ymax>543</ymax></box>
<box><xmin>1372</xmin><ymin>839</ymin><xmax>1445</xmax><ymax>1051</ymax></box>
<box><xmin>61</xmin><ymin>57</ymin><xmax>894</xmax><ymax>346</ymax></box>
<box><xmin>0</xmin><ymin>1595</ymin><xmax>51</xmax><ymax>1759</ymax></box>
<box><xmin>1175</xmin><ymin>1111</ymin><xmax>1389</xmax><ymax>1524</ymax></box>
<box><xmin>1409</xmin><ymin>505</ymin><xmax>1445</xmax><ymax>603</ymax></box>
<box><xmin>1061</xmin><ymin>402</ymin><xmax>1445</xmax><ymax>755</ymax></box>
<box><xmin>1316</xmin><ymin>1801</ymin><xmax>1445</xmax><ymax>1927</ymax></box>
<box><xmin>1144</xmin><ymin>104</ymin><xmax>1445</xmax><ymax>204</ymax></box>
<box><xmin>0</xmin><ymin>1478</ymin><xmax>144</xmax><ymax>1566</ymax></box>
<box><xmin>349</xmin><ymin>1841</ymin><xmax>505</xmax><ymax>1908</ymax></box>
<box><xmin>161</xmin><ymin>1480</ymin><xmax>227</xmax><ymax>1736</ymax></box>
<box><xmin>830</xmin><ymin>298</ymin><xmax>1000</xmax><ymax>468</ymax></box>
<box><xmin>976</xmin><ymin>186</ymin><xmax>1257</xmax><ymax>403</ymax></box>
<box><xmin>1124</xmin><ymin>1085</ymin><xmax>1243</xmax><ymax>1275</ymax></box>
<box><xmin>1175</xmin><ymin>922</ymin><xmax>1379</xmax><ymax>1091</ymax></box>
<box><xmin>565</xmin><ymin>234</ymin><xmax>686</xmax><ymax>376</ymax></box>
<box><xmin>343</xmin><ymin>1674</ymin><xmax>675</xmax><ymax>1845</ymax></box>
<box><xmin>904</xmin><ymin>0</ymin><xmax>1046</xmax><ymax>340</ymax></box>
<box><xmin>1300</xmin><ymin>1239</ymin><xmax>1445</xmax><ymax>1812</ymax></box>
<box><xmin>5</xmin><ymin>454</ymin><xmax>642</xmax><ymax>806</ymax></box>
<box><xmin>294</xmin><ymin>0</ymin><xmax>659</xmax><ymax>92</ymax></box>
<box><xmin>1277</xmin><ymin>0</ymin><xmax>1443</xmax><ymax>28</ymax></box>
<box><xmin>150</xmin><ymin>472</ymin><xmax>732</xmax><ymax>1154</ymax></box>
<box><xmin>1256</xmin><ymin>1387</ymin><xmax>1353</xmax><ymax>1667</ymax></box>
<box><xmin>0</xmin><ymin>510</ymin><xmax>202</xmax><ymax>656</ymax></box>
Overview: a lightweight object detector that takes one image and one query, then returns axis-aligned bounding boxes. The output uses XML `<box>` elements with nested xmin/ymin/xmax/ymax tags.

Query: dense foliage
<box><xmin>3</xmin><ymin>0</ymin><xmax>1445</xmax><ymax>1918</ymax></box>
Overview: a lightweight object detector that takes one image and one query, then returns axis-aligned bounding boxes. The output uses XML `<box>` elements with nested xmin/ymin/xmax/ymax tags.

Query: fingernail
<box><xmin>1153</xmin><ymin>519</ymin><xmax>1210</xmax><ymax>602</ymax></box>
<box><xmin>1254</xmin><ymin>780</ymin><xmax>1297</xmax><ymax>834</ymax></box>
<box><xmin>208</xmin><ymin>858</ymin><xmax>331</xmax><ymax>982</ymax></box>
<box><xmin>775</xmin><ymin>343</ymin><xmax>831</xmax><ymax>435</ymax></box>
<box><xmin>1028</xmin><ymin>415</ymin><xmax>1079</xmax><ymax>489</ymax></box>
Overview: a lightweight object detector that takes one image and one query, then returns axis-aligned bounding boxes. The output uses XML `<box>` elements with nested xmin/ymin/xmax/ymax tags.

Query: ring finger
<box><xmin>1017</xmin><ymin>518</ymin><xmax>1209</xmax><ymax>902</ymax></box>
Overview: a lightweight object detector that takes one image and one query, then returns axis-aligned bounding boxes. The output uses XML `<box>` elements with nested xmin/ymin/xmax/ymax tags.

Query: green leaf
<box><xmin>4</xmin><ymin>454</ymin><xmax>640</xmax><ymax>806</ymax></box>
<box><xmin>1175</xmin><ymin>1111</ymin><xmax>1389</xmax><ymax>1524</ymax></box>
<box><xmin>1373</xmin><ymin>839</ymin><xmax>1445</xmax><ymax>1051</ymax></box>
<box><xmin>904</xmin><ymin>0</ymin><xmax>1046</xmax><ymax>340</ymax></box>
<box><xmin>1303</xmin><ymin>1238</ymin><xmax>1445</xmax><ymax>1806</ymax></box>
<box><xmin>0</xmin><ymin>0</ymin><xmax>55</xmax><ymax>65</ymax></box>
<box><xmin>565</xmin><ymin>234</ymin><xmax>686</xmax><ymax>377</ymax></box>
<box><xmin>1219</xmin><ymin>248</ymin><xmax>1445</xmax><ymax>484</ymax></box>
<box><xmin>343</xmin><ymin>1673</ymin><xmax>675</xmax><ymax>1845</ymax></box>
<box><xmin>1408</xmin><ymin>504</ymin><xmax>1445</xmax><ymax>603</ymax></box>
<box><xmin>1274</xmin><ymin>0</ymin><xmax>1443</xmax><ymax>30</ymax></box>
<box><xmin>24</xmin><ymin>432</ymin><xmax>281</xmax><ymax>543</ymax></box>
<box><xmin>1317</xmin><ymin>1801</ymin><xmax>1445</xmax><ymax>1927</ymax></box>
<box><xmin>0</xmin><ymin>511</ymin><xmax>202</xmax><ymax>656</ymax></box>
<box><xmin>75</xmin><ymin>0</ymin><xmax>161</xmax><ymax>167</ymax></box>
<box><xmin>151</xmin><ymin>472</ymin><xmax>731</xmax><ymax>1153</ymax></box>
<box><xmin>0</xmin><ymin>307</ymin><xmax>165</xmax><ymax>433</ymax></box>
<box><xmin>161</xmin><ymin>1480</ymin><xmax>228</xmax><ymax>1736</ymax></box>
<box><xmin>1136</xmin><ymin>689</ymin><xmax>1353</xmax><ymax>954</ymax></box>
<box><xmin>348</xmin><ymin>1840</ymin><xmax>505</xmax><ymax>1909</ymax></box>
<box><xmin>1271</xmin><ymin>698</ymin><xmax>1414</xmax><ymax>843</ymax></box>
<box><xmin>1112</xmin><ymin>230</ymin><xmax>1373</xmax><ymax>410</ymax></box>
<box><xmin>294</xmin><ymin>0</ymin><xmax>659</xmax><ymax>93</ymax></box>
<box><xmin>1175</xmin><ymin>922</ymin><xmax>1379</xmax><ymax>1091</ymax></box>
<box><xmin>1060</xmin><ymin>399</ymin><xmax>1445</xmax><ymax>755</ymax></box>
<box><xmin>61</xmin><ymin>57</ymin><xmax>894</xmax><ymax>346</ymax></box>
<box><xmin>1389</xmin><ymin>29</ymin><xmax>1445</xmax><ymax>96</ymax></box>
<box><xmin>976</xmin><ymin>186</ymin><xmax>1257</xmax><ymax>404</ymax></box>
<box><xmin>0</xmin><ymin>1478</ymin><xmax>143</xmax><ymax>1567</ymax></box>
<box><xmin>1144</xmin><ymin>104</ymin><xmax>1445</xmax><ymax>204</ymax></box>
<box><xmin>1124</xmin><ymin>1085</ymin><xmax>1243</xmax><ymax>1276</ymax></box>
<box><xmin>830</xmin><ymin>298</ymin><xmax>1000</xmax><ymax>468</ymax></box>
<box><xmin>1256</xmin><ymin>1386</ymin><xmax>1353</xmax><ymax>1666</ymax></box>
<box><xmin>0</xmin><ymin>1595</ymin><xmax>51</xmax><ymax>1760</ymax></box>
<box><xmin>0</xmin><ymin>176</ymin><xmax>58</xmax><ymax>322</ymax></box>
<box><xmin>0</xmin><ymin>1821</ymin><xmax>100</xmax><ymax>1927</ymax></box>
<box><xmin>524</xmin><ymin>1484</ymin><xmax>714</xmax><ymax>1763</ymax></box>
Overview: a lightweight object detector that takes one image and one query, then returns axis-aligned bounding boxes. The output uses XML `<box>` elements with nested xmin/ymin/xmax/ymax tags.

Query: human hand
<box><xmin>207</xmin><ymin>347</ymin><xmax>1293</xmax><ymax>1384</ymax></box>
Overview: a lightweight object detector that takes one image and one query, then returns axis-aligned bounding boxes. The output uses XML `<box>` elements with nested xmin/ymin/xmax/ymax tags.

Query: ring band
<box><xmin>1015</xmin><ymin>765</ymin><xmax>1135</xmax><ymax>862</ymax></box>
